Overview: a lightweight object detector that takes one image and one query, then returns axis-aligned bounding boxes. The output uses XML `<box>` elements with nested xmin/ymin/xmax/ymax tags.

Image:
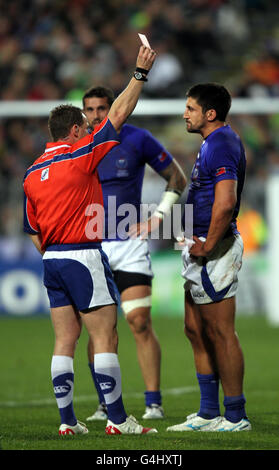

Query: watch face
<box><xmin>134</xmin><ymin>72</ymin><xmax>142</xmax><ymax>80</ymax></box>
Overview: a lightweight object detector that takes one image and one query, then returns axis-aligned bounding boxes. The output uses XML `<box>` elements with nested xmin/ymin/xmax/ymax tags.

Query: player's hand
<box><xmin>189</xmin><ymin>236</ymin><xmax>207</xmax><ymax>257</ymax></box>
<box><xmin>129</xmin><ymin>215</ymin><xmax>162</xmax><ymax>239</ymax></box>
<box><xmin>176</xmin><ymin>236</ymin><xmax>186</xmax><ymax>247</ymax></box>
<box><xmin>136</xmin><ymin>45</ymin><xmax>156</xmax><ymax>72</ymax></box>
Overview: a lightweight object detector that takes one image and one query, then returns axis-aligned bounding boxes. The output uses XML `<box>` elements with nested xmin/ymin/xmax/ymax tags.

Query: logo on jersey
<box><xmin>216</xmin><ymin>167</ymin><xmax>226</xmax><ymax>176</ymax></box>
<box><xmin>41</xmin><ymin>167</ymin><xmax>49</xmax><ymax>181</ymax></box>
<box><xmin>193</xmin><ymin>167</ymin><xmax>199</xmax><ymax>179</ymax></box>
<box><xmin>116</xmin><ymin>158</ymin><xmax>129</xmax><ymax>177</ymax></box>
<box><xmin>116</xmin><ymin>158</ymin><xmax>127</xmax><ymax>169</ymax></box>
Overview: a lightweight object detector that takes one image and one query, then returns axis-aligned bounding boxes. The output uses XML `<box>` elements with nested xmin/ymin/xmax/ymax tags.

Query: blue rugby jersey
<box><xmin>184</xmin><ymin>125</ymin><xmax>246</xmax><ymax>238</ymax></box>
<box><xmin>97</xmin><ymin>124</ymin><xmax>173</xmax><ymax>240</ymax></box>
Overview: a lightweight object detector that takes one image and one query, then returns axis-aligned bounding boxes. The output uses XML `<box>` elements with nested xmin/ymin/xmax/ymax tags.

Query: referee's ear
<box><xmin>69</xmin><ymin>124</ymin><xmax>80</xmax><ymax>140</ymax></box>
<box><xmin>74</xmin><ymin>124</ymin><xmax>80</xmax><ymax>136</ymax></box>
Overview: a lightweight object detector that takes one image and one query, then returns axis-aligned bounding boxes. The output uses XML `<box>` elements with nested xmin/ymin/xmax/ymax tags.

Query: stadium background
<box><xmin>0</xmin><ymin>0</ymin><xmax>278</xmax><ymax>321</ymax></box>
<box><xmin>1</xmin><ymin>0</ymin><xmax>279</xmax><ymax>452</ymax></box>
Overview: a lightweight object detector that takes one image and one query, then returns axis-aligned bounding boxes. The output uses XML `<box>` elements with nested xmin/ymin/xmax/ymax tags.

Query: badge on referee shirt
<box><xmin>41</xmin><ymin>167</ymin><xmax>49</xmax><ymax>181</ymax></box>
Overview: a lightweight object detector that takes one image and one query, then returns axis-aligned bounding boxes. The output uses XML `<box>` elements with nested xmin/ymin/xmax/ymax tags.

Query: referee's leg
<box><xmin>81</xmin><ymin>303</ymin><xmax>118</xmax><ymax>354</ymax></box>
<box><xmin>50</xmin><ymin>305</ymin><xmax>82</xmax><ymax>427</ymax></box>
<box><xmin>81</xmin><ymin>304</ymin><xmax>128</xmax><ymax>424</ymax></box>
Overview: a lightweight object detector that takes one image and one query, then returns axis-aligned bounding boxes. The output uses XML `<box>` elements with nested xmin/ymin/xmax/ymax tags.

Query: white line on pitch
<box><xmin>0</xmin><ymin>386</ymin><xmax>198</xmax><ymax>408</ymax></box>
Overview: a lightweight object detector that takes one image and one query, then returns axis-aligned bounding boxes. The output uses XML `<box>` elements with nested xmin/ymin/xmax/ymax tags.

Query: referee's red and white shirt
<box><xmin>23</xmin><ymin>117</ymin><xmax>119</xmax><ymax>250</ymax></box>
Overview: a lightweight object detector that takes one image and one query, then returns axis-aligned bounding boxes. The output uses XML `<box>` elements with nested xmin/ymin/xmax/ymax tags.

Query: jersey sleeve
<box><xmin>141</xmin><ymin>129</ymin><xmax>173</xmax><ymax>173</ymax></box>
<box><xmin>206</xmin><ymin>144</ymin><xmax>238</xmax><ymax>185</ymax></box>
<box><xmin>72</xmin><ymin>117</ymin><xmax>120</xmax><ymax>173</ymax></box>
<box><xmin>23</xmin><ymin>191</ymin><xmax>39</xmax><ymax>234</ymax></box>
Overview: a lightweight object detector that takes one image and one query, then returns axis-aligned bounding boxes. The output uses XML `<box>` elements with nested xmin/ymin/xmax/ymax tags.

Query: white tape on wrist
<box><xmin>154</xmin><ymin>190</ymin><xmax>181</xmax><ymax>219</ymax></box>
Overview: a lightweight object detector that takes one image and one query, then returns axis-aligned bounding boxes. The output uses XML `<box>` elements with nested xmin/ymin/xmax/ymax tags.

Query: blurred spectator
<box><xmin>237</xmin><ymin>203</ymin><xmax>268</xmax><ymax>255</ymax></box>
<box><xmin>0</xmin><ymin>0</ymin><xmax>278</xmax><ymax>100</ymax></box>
<box><xmin>143</xmin><ymin>39</ymin><xmax>184</xmax><ymax>97</ymax></box>
<box><xmin>0</xmin><ymin>0</ymin><xmax>279</xmax><ymax>240</ymax></box>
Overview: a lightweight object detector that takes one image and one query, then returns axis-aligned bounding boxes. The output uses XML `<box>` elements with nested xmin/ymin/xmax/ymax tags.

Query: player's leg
<box><xmin>167</xmin><ymin>291</ymin><xmax>220</xmax><ymax>431</ymax></box>
<box><xmin>198</xmin><ymin>296</ymin><xmax>249</xmax><ymax>426</ymax></box>
<box><xmin>184</xmin><ymin>290</ymin><xmax>221</xmax><ymax>420</ymax></box>
<box><xmin>50</xmin><ymin>305</ymin><xmax>87</xmax><ymax>434</ymax></box>
<box><xmin>121</xmin><ymin>283</ymin><xmax>163</xmax><ymax>419</ymax></box>
<box><xmin>184</xmin><ymin>290</ymin><xmax>217</xmax><ymax>375</ymax></box>
<box><xmin>166</xmin><ymin>291</ymin><xmax>221</xmax><ymax>432</ymax></box>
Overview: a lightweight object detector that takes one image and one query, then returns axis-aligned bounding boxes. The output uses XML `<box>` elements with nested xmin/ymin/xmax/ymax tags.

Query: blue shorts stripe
<box><xmin>43</xmin><ymin>247</ymin><xmax>117</xmax><ymax>310</ymax></box>
<box><xmin>201</xmin><ymin>260</ymin><xmax>233</xmax><ymax>302</ymax></box>
<box><xmin>100</xmin><ymin>249</ymin><xmax>118</xmax><ymax>304</ymax></box>
<box><xmin>46</xmin><ymin>242</ymin><xmax>101</xmax><ymax>251</ymax></box>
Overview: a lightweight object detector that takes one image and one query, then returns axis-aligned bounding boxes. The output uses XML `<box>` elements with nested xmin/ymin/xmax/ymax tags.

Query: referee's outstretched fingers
<box><xmin>136</xmin><ymin>45</ymin><xmax>156</xmax><ymax>71</ymax></box>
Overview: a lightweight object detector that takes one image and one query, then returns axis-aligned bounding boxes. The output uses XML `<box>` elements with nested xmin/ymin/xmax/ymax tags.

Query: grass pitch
<box><xmin>0</xmin><ymin>313</ymin><xmax>279</xmax><ymax>454</ymax></box>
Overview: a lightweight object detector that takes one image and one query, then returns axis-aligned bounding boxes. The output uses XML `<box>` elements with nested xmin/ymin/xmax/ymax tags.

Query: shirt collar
<box><xmin>45</xmin><ymin>142</ymin><xmax>71</xmax><ymax>152</ymax></box>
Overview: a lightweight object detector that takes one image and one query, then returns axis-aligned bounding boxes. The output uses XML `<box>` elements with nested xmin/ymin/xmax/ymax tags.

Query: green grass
<box><xmin>0</xmin><ymin>313</ymin><xmax>279</xmax><ymax>452</ymax></box>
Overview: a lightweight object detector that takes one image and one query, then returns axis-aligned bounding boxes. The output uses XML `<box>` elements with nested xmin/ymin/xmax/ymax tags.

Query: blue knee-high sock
<box><xmin>94</xmin><ymin>352</ymin><xmax>127</xmax><ymax>424</ymax></box>
<box><xmin>224</xmin><ymin>394</ymin><xmax>247</xmax><ymax>423</ymax></box>
<box><xmin>197</xmin><ymin>373</ymin><xmax>220</xmax><ymax>419</ymax></box>
<box><xmin>88</xmin><ymin>362</ymin><xmax>106</xmax><ymax>405</ymax></box>
<box><xmin>144</xmin><ymin>391</ymin><xmax>162</xmax><ymax>407</ymax></box>
<box><xmin>51</xmin><ymin>355</ymin><xmax>77</xmax><ymax>426</ymax></box>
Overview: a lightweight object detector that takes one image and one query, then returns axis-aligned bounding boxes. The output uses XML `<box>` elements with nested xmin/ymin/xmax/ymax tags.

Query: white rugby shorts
<box><xmin>182</xmin><ymin>234</ymin><xmax>243</xmax><ymax>304</ymax></box>
<box><xmin>101</xmin><ymin>238</ymin><xmax>153</xmax><ymax>277</ymax></box>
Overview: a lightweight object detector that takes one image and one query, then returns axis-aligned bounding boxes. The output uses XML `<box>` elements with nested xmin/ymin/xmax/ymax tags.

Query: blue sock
<box><xmin>51</xmin><ymin>355</ymin><xmax>77</xmax><ymax>426</ymax></box>
<box><xmin>144</xmin><ymin>391</ymin><xmax>162</xmax><ymax>407</ymax></box>
<box><xmin>94</xmin><ymin>353</ymin><xmax>127</xmax><ymax>424</ymax></box>
<box><xmin>224</xmin><ymin>394</ymin><xmax>247</xmax><ymax>423</ymax></box>
<box><xmin>88</xmin><ymin>362</ymin><xmax>106</xmax><ymax>405</ymax></box>
<box><xmin>197</xmin><ymin>373</ymin><xmax>220</xmax><ymax>419</ymax></box>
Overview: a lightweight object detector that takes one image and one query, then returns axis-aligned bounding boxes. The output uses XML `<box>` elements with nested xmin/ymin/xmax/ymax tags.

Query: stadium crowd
<box><xmin>0</xmin><ymin>0</ymin><xmax>279</xmax><ymax>240</ymax></box>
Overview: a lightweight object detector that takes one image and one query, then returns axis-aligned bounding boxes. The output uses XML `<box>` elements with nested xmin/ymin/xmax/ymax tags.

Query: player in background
<box><xmin>83</xmin><ymin>86</ymin><xmax>187</xmax><ymax>421</ymax></box>
<box><xmin>23</xmin><ymin>46</ymin><xmax>159</xmax><ymax>436</ymax></box>
<box><xmin>167</xmin><ymin>83</ymin><xmax>251</xmax><ymax>432</ymax></box>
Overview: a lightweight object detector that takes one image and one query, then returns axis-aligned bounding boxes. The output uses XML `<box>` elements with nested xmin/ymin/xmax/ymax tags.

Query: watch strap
<box><xmin>133</xmin><ymin>71</ymin><xmax>148</xmax><ymax>82</ymax></box>
<box><xmin>135</xmin><ymin>67</ymin><xmax>149</xmax><ymax>75</ymax></box>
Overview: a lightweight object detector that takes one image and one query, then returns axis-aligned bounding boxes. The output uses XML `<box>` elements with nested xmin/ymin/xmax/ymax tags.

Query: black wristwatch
<box><xmin>134</xmin><ymin>71</ymin><xmax>148</xmax><ymax>81</ymax></box>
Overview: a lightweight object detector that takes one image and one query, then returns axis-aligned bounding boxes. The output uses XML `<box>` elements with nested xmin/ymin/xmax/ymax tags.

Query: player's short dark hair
<box><xmin>82</xmin><ymin>86</ymin><xmax>115</xmax><ymax>108</ymax></box>
<box><xmin>48</xmin><ymin>104</ymin><xmax>84</xmax><ymax>141</ymax></box>
<box><xmin>186</xmin><ymin>83</ymin><xmax>232</xmax><ymax>122</ymax></box>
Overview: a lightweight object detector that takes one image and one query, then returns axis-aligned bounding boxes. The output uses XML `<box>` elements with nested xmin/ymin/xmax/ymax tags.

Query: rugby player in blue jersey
<box><xmin>83</xmin><ymin>85</ymin><xmax>187</xmax><ymax>421</ymax></box>
<box><xmin>167</xmin><ymin>83</ymin><xmax>251</xmax><ymax>432</ymax></box>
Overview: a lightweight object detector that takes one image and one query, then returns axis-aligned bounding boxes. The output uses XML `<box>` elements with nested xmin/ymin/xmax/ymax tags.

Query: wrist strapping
<box><xmin>154</xmin><ymin>189</ymin><xmax>181</xmax><ymax>219</ymax></box>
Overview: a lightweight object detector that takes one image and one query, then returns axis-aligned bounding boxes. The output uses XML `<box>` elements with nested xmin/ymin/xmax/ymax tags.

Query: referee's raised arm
<box><xmin>108</xmin><ymin>45</ymin><xmax>156</xmax><ymax>132</ymax></box>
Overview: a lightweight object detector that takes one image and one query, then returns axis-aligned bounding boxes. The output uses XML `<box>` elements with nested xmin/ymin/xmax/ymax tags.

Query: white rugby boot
<box><xmin>166</xmin><ymin>412</ymin><xmax>222</xmax><ymax>431</ymax></box>
<box><xmin>59</xmin><ymin>420</ymin><xmax>89</xmax><ymax>435</ymax></box>
<box><xmin>210</xmin><ymin>416</ymin><xmax>252</xmax><ymax>431</ymax></box>
<box><xmin>142</xmin><ymin>404</ymin><xmax>164</xmax><ymax>419</ymax></box>
<box><xmin>105</xmin><ymin>415</ymin><xmax>158</xmax><ymax>435</ymax></box>
<box><xmin>86</xmin><ymin>403</ymin><xmax>108</xmax><ymax>421</ymax></box>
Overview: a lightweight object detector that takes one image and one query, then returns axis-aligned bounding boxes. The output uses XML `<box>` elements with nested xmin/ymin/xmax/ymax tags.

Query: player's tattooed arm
<box><xmin>129</xmin><ymin>159</ymin><xmax>187</xmax><ymax>239</ymax></box>
<box><xmin>159</xmin><ymin>159</ymin><xmax>187</xmax><ymax>194</ymax></box>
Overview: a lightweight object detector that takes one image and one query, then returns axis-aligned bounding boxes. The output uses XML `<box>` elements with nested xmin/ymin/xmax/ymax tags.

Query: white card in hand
<box><xmin>138</xmin><ymin>33</ymin><xmax>151</xmax><ymax>48</ymax></box>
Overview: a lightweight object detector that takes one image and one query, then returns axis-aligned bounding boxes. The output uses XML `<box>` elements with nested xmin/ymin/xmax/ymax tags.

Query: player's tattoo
<box><xmin>159</xmin><ymin>160</ymin><xmax>186</xmax><ymax>193</ymax></box>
